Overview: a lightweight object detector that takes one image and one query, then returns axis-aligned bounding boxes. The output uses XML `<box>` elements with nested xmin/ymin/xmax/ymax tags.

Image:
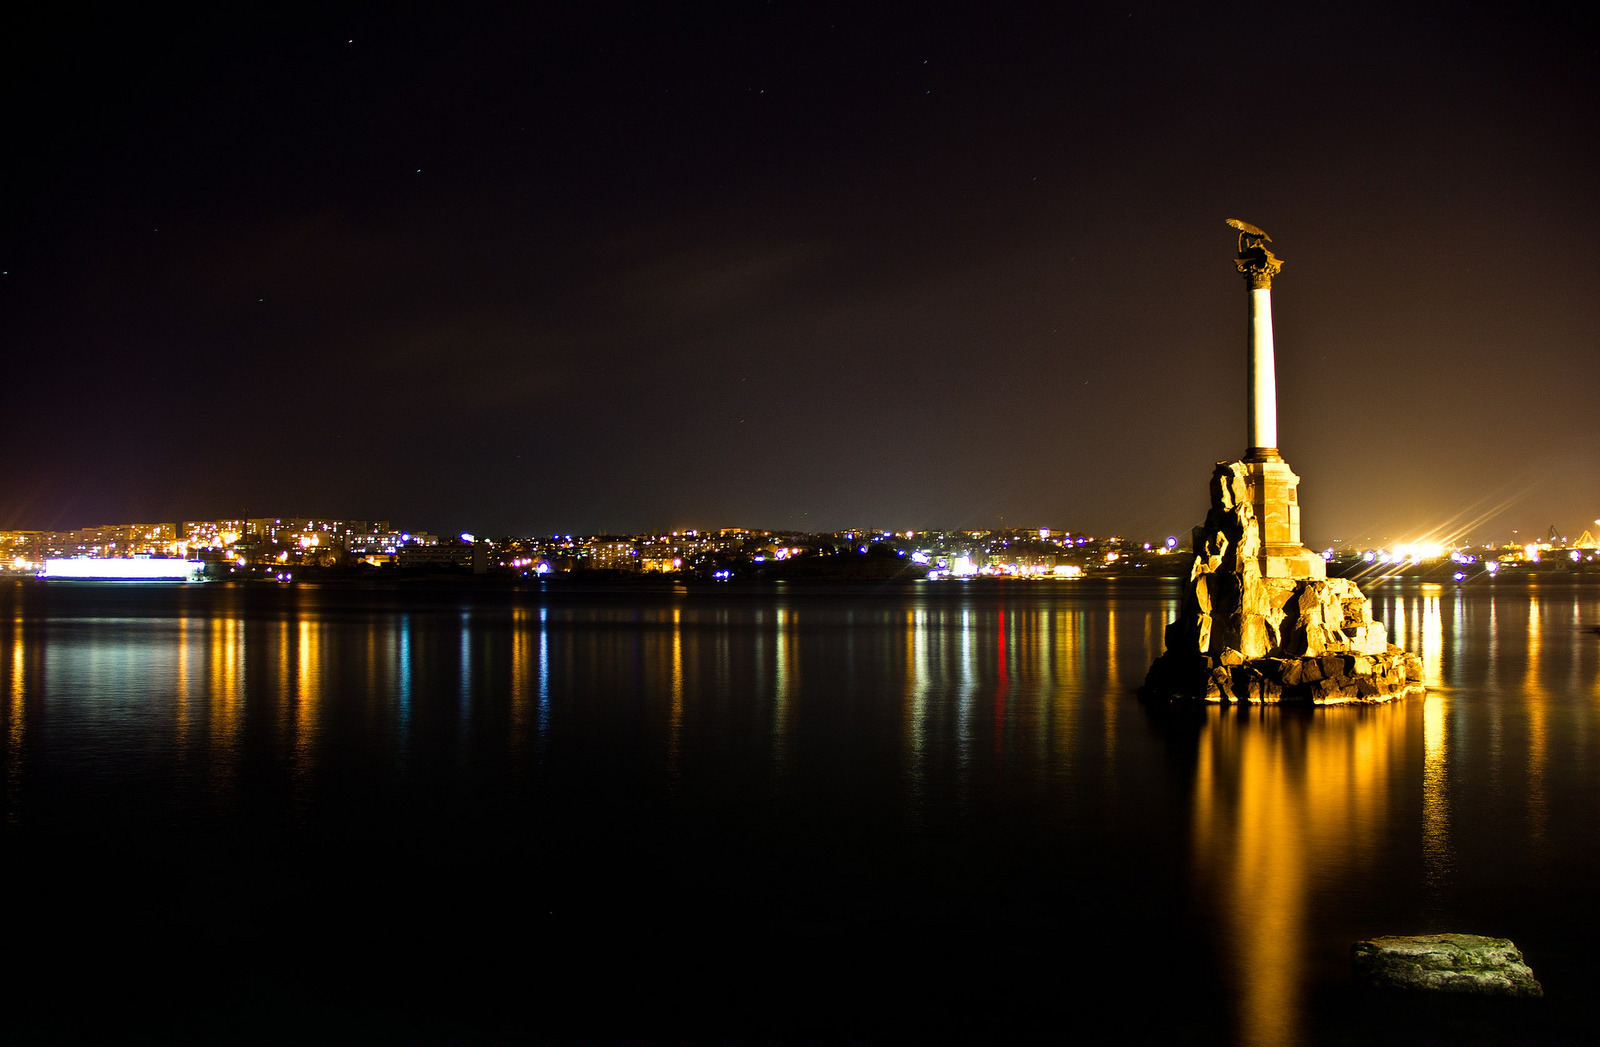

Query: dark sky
<box><xmin>5</xmin><ymin>4</ymin><xmax>1595</xmax><ymax>544</ymax></box>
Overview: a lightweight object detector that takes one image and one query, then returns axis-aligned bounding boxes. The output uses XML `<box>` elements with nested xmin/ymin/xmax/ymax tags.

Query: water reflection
<box><xmin>508</xmin><ymin>605</ymin><xmax>531</xmax><ymax>756</ymax></box>
<box><xmin>1188</xmin><ymin>701</ymin><xmax>1417</xmax><ymax>1047</ymax></box>
<box><xmin>2</xmin><ymin>578</ymin><xmax>1597</xmax><ymax>1045</ymax></box>
<box><xmin>5</xmin><ymin>606</ymin><xmax>27</xmax><ymax>825</ymax></box>
<box><xmin>207</xmin><ymin>614</ymin><xmax>245</xmax><ymax>800</ymax></box>
<box><xmin>537</xmin><ymin>605</ymin><xmax>550</xmax><ymax>749</ymax></box>
<box><xmin>1524</xmin><ymin>595</ymin><xmax>1548</xmax><ymax>860</ymax></box>
<box><xmin>904</xmin><ymin>608</ymin><xmax>929</xmax><ymax>818</ymax></box>
<box><xmin>669</xmin><ymin>605</ymin><xmax>684</xmax><ymax>785</ymax></box>
<box><xmin>1421</xmin><ymin>690</ymin><xmax>1452</xmax><ymax>892</ymax></box>
<box><xmin>292</xmin><ymin>616</ymin><xmax>323</xmax><ymax>811</ymax></box>
<box><xmin>173</xmin><ymin>617</ymin><xmax>191</xmax><ymax>752</ymax></box>
<box><xmin>396</xmin><ymin>614</ymin><xmax>413</xmax><ymax>740</ymax></box>
<box><xmin>773</xmin><ymin>605</ymin><xmax>794</xmax><ymax>776</ymax></box>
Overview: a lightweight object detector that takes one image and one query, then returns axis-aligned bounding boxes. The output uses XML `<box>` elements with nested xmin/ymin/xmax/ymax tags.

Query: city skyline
<box><xmin>7</xmin><ymin>509</ymin><xmax>1593</xmax><ymax>560</ymax></box>
<box><xmin>5</xmin><ymin>6</ymin><xmax>1594</xmax><ymax>543</ymax></box>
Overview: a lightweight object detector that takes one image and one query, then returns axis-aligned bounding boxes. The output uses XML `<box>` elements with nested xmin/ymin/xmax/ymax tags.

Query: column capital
<box><xmin>1235</xmin><ymin>247</ymin><xmax>1282</xmax><ymax>289</ymax></box>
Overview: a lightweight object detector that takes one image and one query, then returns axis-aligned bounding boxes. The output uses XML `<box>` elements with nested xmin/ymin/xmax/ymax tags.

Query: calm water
<box><xmin>2</xmin><ymin>576</ymin><xmax>1597</xmax><ymax>1044</ymax></box>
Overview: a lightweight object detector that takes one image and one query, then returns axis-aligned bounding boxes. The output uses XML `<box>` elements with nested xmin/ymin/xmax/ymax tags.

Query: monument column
<box><xmin>1233</xmin><ymin>220</ymin><xmax>1283</xmax><ymax>462</ymax></box>
<box><xmin>1226</xmin><ymin>219</ymin><xmax>1324</xmax><ymax>580</ymax></box>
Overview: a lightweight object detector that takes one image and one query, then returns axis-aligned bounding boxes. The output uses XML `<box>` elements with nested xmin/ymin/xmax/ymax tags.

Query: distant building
<box><xmin>47</xmin><ymin>522</ymin><xmax>181</xmax><ymax>559</ymax></box>
<box><xmin>0</xmin><ymin>531</ymin><xmax>46</xmax><ymax>572</ymax></box>
<box><xmin>584</xmin><ymin>539</ymin><xmax>641</xmax><ymax>572</ymax></box>
<box><xmin>398</xmin><ymin>538</ymin><xmax>484</xmax><ymax>573</ymax></box>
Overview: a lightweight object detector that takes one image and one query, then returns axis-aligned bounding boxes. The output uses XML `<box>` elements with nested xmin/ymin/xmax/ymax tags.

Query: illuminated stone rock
<box><xmin>1352</xmin><ymin>934</ymin><xmax>1543</xmax><ymax>997</ymax></box>
<box><xmin>1139</xmin><ymin>460</ymin><xmax>1424</xmax><ymax>704</ymax></box>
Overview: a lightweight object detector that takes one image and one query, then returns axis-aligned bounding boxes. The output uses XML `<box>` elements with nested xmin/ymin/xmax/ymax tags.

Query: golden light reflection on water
<box><xmin>207</xmin><ymin>614</ymin><xmax>245</xmax><ymax>803</ymax></box>
<box><xmin>1190</xmin><ymin>701</ymin><xmax>1414</xmax><ymax>1047</ymax></box>
<box><xmin>1523</xmin><ymin>595</ymin><xmax>1547</xmax><ymax>858</ymax></box>
<box><xmin>509</xmin><ymin>605</ymin><xmax>531</xmax><ymax>755</ymax></box>
<box><xmin>275</xmin><ymin>619</ymin><xmax>291</xmax><ymax>734</ymax></box>
<box><xmin>1421</xmin><ymin>587</ymin><xmax>1444</xmax><ymax>691</ymax></box>
<box><xmin>7</xmin><ymin>608</ymin><xmax>25</xmax><ymax>825</ymax></box>
<box><xmin>773</xmin><ymin>606</ymin><xmax>794</xmax><ymax>775</ymax></box>
<box><xmin>668</xmin><ymin>606</ymin><xmax>684</xmax><ymax>785</ymax></box>
<box><xmin>1051</xmin><ymin>607</ymin><xmax>1083</xmax><ymax>771</ymax></box>
<box><xmin>1422</xmin><ymin>691</ymin><xmax>1451</xmax><ymax>889</ymax></box>
<box><xmin>292</xmin><ymin>617</ymin><xmax>323</xmax><ymax>793</ymax></box>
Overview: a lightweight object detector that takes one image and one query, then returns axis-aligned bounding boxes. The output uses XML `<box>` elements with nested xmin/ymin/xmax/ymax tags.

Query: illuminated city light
<box><xmin>1388</xmin><ymin>542</ymin><xmax>1444</xmax><ymax>563</ymax></box>
<box><xmin>41</xmin><ymin>558</ymin><xmax>204</xmax><ymax>581</ymax></box>
<box><xmin>11</xmin><ymin>514</ymin><xmax>1595</xmax><ymax>586</ymax></box>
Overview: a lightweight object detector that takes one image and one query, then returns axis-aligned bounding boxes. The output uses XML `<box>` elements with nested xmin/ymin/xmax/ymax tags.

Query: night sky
<box><xmin>5</xmin><ymin>4</ymin><xmax>1595</xmax><ymax>545</ymax></box>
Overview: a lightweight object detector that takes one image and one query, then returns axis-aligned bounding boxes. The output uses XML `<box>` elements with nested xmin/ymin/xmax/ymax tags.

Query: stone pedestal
<box><xmin>1240</xmin><ymin>456</ymin><xmax>1326</xmax><ymax>580</ymax></box>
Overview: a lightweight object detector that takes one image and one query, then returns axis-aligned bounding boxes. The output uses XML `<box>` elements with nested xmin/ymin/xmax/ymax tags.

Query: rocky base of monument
<box><xmin>1141</xmin><ymin>645</ymin><xmax>1423</xmax><ymax>704</ymax></box>
<box><xmin>1139</xmin><ymin>461</ymin><xmax>1425</xmax><ymax>705</ymax></box>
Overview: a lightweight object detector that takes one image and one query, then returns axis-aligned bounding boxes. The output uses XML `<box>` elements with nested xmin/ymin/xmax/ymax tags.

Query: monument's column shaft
<box><xmin>1233</xmin><ymin>226</ymin><xmax>1283</xmax><ymax>462</ymax></box>
<box><xmin>1247</xmin><ymin>286</ymin><xmax>1277</xmax><ymax>455</ymax></box>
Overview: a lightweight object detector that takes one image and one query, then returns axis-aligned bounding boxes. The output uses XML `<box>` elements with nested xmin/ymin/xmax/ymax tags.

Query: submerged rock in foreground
<box><xmin>1352</xmin><ymin>934</ymin><xmax>1543</xmax><ymax>997</ymax></box>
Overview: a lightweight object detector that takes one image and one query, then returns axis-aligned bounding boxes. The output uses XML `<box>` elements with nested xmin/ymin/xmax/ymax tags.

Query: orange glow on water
<box><xmin>668</xmin><ymin>606</ymin><xmax>684</xmax><ymax>786</ymax></box>
<box><xmin>1191</xmin><ymin>702</ymin><xmax>1413</xmax><ymax>1046</ymax></box>
<box><xmin>7</xmin><ymin>609</ymin><xmax>25</xmax><ymax>826</ymax></box>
